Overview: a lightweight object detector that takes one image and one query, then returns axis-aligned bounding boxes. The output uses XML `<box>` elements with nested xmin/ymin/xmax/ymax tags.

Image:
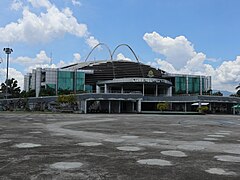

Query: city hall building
<box><xmin>23</xmin><ymin>59</ymin><xmax>240</xmax><ymax>114</ymax></box>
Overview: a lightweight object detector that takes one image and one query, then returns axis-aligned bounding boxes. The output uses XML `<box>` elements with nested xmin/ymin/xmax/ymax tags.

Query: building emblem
<box><xmin>147</xmin><ymin>70</ymin><xmax>154</xmax><ymax>78</ymax></box>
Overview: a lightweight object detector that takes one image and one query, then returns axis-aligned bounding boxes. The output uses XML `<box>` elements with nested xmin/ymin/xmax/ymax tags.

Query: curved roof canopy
<box><xmin>97</xmin><ymin>78</ymin><xmax>172</xmax><ymax>86</ymax></box>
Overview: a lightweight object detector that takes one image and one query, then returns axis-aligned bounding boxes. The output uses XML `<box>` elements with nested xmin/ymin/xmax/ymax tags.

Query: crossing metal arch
<box><xmin>84</xmin><ymin>43</ymin><xmax>144</xmax><ymax>78</ymax></box>
<box><xmin>111</xmin><ymin>44</ymin><xmax>144</xmax><ymax>78</ymax></box>
<box><xmin>84</xmin><ymin>43</ymin><xmax>112</xmax><ymax>62</ymax></box>
<box><xmin>84</xmin><ymin>43</ymin><xmax>116</xmax><ymax>78</ymax></box>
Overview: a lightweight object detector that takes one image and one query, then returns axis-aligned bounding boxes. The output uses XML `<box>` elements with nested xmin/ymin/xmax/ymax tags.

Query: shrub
<box><xmin>157</xmin><ymin>102</ymin><xmax>169</xmax><ymax>111</ymax></box>
<box><xmin>197</xmin><ymin>106</ymin><xmax>209</xmax><ymax>113</ymax></box>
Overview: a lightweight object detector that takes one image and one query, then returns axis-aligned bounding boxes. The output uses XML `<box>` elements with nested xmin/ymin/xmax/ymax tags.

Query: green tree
<box><xmin>20</xmin><ymin>89</ymin><xmax>36</xmax><ymax>98</ymax></box>
<box><xmin>57</xmin><ymin>94</ymin><xmax>77</xmax><ymax>112</ymax></box>
<box><xmin>57</xmin><ymin>94</ymin><xmax>77</xmax><ymax>104</ymax></box>
<box><xmin>0</xmin><ymin>78</ymin><xmax>21</xmax><ymax>98</ymax></box>
<box><xmin>39</xmin><ymin>85</ymin><xmax>56</xmax><ymax>96</ymax></box>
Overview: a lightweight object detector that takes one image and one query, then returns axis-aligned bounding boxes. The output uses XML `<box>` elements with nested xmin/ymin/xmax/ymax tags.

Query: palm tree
<box><xmin>236</xmin><ymin>84</ymin><xmax>240</xmax><ymax>96</ymax></box>
<box><xmin>0</xmin><ymin>78</ymin><xmax>21</xmax><ymax>98</ymax></box>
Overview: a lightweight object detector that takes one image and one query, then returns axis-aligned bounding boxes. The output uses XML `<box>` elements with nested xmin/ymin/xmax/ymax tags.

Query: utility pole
<box><xmin>3</xmin><ymin>47</ymin><xmax>13</xmax><ymax>99</ymax></box>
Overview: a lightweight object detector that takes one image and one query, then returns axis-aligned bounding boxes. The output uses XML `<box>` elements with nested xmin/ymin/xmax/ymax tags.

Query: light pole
<box><xmin>3</xmin><ymin>47</ymin><xmax>13</xmax><ymax>99</ymax></box>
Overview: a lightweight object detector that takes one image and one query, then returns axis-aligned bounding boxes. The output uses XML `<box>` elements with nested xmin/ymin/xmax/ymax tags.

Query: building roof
<box><xmin>62</xmin><ymin>60</ymin><xmax>166</xmax><ymax>85</ymax></box>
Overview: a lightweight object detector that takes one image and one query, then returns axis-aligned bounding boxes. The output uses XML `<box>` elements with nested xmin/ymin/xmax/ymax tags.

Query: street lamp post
<box><xmin>3</xmin><ymin>47</ymin><xmax>13</xmax><ymax>99</ymax></box>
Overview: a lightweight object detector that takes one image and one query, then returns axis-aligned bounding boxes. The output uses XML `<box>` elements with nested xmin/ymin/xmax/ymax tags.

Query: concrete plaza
<box><xmin>0</xmin><ymin>113</ymin><xmax>240</xmax><ymax>179</ymax></box>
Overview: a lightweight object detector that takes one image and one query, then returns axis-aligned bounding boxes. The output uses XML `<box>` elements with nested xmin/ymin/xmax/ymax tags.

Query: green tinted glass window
<box><xmin>175</xmin><ymin>77</ymin><xmax>186</xmax><ymax>94</ymax></box>
<box><xmin>58</xmin><ymin>71</ymin><xmax>74</xmax><ymax>91</ymax></box>
<box><xmin>76</xmin><ymin>72</ymin><xmax>85</xmax><ymax>91</ymax></box>
<box><xmin>85</xmin><ymin>85</ymin><xmax>93</xmax><ymax>93</ymax></box>
<box><xmin>57</xmin><ymin>71</ymin><xmax>85</xmax><ymax>92</ymax></box>
<box><xmin>188</xmin><ymin>77</ymin><xmax>200</xmax><ymax>94</ymax></box>
<box><xmin>46</xmin><ymin>84</ymin><xmax>56</xmax><ymax>90</ymax></box>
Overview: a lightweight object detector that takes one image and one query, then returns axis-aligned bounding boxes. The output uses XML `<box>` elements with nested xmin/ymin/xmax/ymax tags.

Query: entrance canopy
<box><xmin>97</xmin><ymin>78</ymin><xmax>172</xmax><ymax>86</ymax></box>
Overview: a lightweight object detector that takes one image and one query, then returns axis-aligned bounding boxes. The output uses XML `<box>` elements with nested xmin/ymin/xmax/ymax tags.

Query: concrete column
<box><xmin>137</xmin><ymin>99</ymin><xmax>141</xmax><ymax>113</ymax></box>
<box><xmin>184</xmin><ymin>102</ymin><xmax>187</xmax><ymax>112</ymax></box>
<box><xmin>84</xmin><ymin>100</ymin><xmax>87</xmax><ymax>114</ymax></box>
<box><xmin>167</xmin><ymin>87</ymin><xmax>172</xmax><ymax>96</ymax></box>
<box><xmin>155</xmin><ymin>84</ymin><xmax>158</xmax><ymax>96</ymax></box>
<box><xmin>35</xmin><ymin>68</ymin><xmax>41</xmax><ymax>97</ymax></box>
<box><xmin>200</xmin><ymin>76</ymin><xmax>202</xmax><ymax>95</ymax></box>
<box><xmin>142</xmin><ymin>84</ymin><xmax>145</xmax><ymax>96</ymax></box>
<box><xmin>55</xmin><ymin>69</ymin><xmax>58</xmax><ymax>96</ymax></box>
<box><xmin>74</xmin><ymin>70</ymin><xmax>77</xmax><ymax>94</ymax></box>
<box><xmin>186</xmin><ymin>76</ymin><xmax>189</xmax><ymax>95</ymax></box>
<box><xmin>209</xmin><ymin>103</ymin><xmax>212</xmax><ymax>111</ymax></box>
<box><xmin>104</xmin><ymin>84</ymin><xmax>108</xmax><ymax>93</ymax></box>
<box><xmin>121</xmin><ymin>86</ymin><xmax>124</xmax><ymax>94</ymax></box>
<box><xmin>132</xmin><ymin>101</ymin><xmax>135</xmax><ymax>112</ymax></box>
<box><xmin>96</xmin><ymin>85</ymin><xmax>100</xmax><ymax>93</ymax></box>
<box><xmin>108</xmin><ymin>101</ymin><xmax>111</xmax><ymax>114</ymax></box>
<box><xmin>198</xmin><ymin>101</ymin><xmax>201</xmax><ymax>113</ymax></box>
<box><xmin>118</xmin><ymin>101</ymin><xmax>121</xmax><ymax>113</ymax></box>
<box><xmin>169</xmin><ymin>102</ymin><xmax>173</xmax><ymax>111</ymax></box>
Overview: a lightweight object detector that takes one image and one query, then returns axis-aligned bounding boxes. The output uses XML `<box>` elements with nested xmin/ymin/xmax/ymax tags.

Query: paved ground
<box><xmin>0</xmin><ymin>113</ymin><xmax>240</xmax><ymax>180</ymax></box>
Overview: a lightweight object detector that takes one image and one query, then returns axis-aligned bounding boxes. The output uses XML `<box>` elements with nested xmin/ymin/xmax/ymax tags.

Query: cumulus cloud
<box><xmin>144</xmin><ymin>32</ymin><xmax>240</xmax><ymax>92</ymax></box>
<box><xmin>11</xmin><ymin>0</ymin><xmax>23</xmax><ymax>11</ymax></box>
<box><xmin>71</xmin><ymin>0</ymin><xmax>81</xmax><ymax>6</ymax></box>
<box><xmin>143</xmin><ymin>32</ymin><xmax>204</xmax><ymax>69</ymax></box>
<box><xmin>12</xmin><ymin>50</ymin><xmax>83</xmax><ymax>73</ymax></box>
<box><xmin>1</xmin><ymin>0</ymin><xmax>99</xmax><ymax>48</ymax></box>
<box><xmin>85</xmin><ymin>36</ymin><xmax>100</xmax><ymax>49</ymax></box>
<box><xmin>73</xmin><ymin>53</ymin><xmax>81</xmax><ymax>62</ymax></box>
<box><xmin>28</xmin><ymin>0</ymin><xmax>51</xmax><ymax>8</ymax></box>
<box><xmin>0</xmin><ymin>6</ymin><xmax>87</xmax><ymax>43</ymax></box>
<box><xmin>13</xmin><ymin>50</ymin><xmax>51</xmax><ymax>67</ymax></box>
<box><xmin>116</xmin><ymin>53</ymin><xmax>132</xmax><ymax>61</ymax></box>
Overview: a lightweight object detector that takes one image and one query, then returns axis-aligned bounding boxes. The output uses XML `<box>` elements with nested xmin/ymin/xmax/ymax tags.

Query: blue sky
<box><xmin>0</xmin><ymin>0</ymin><xmax>239</xmax><ymax>92</ymax></box>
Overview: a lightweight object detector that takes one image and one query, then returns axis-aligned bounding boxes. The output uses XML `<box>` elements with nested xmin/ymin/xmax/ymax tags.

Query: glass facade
<box><xmin>76</xmin><ymin>72</ymin><xmax>85</xmax><ymax>91</ymax></box>
<box><xmin>188</xmin><ymin>77</ymin><xmax>200</xmax><ymax>94</ymax></box>
<box><xmin>85</xmin><ymin>85</ymin><xmax>93</xmax><ymax>93</ymax></box>
<box><xmin>175</xmin><ymin>77</ymin><xmax>186</xmax><ymax>94</ymax></box>
<box><xmin>202</xmin><ymin>77</ymin><xmax>205</xmax><ymax>92</ymax></box>
<box><xmin>57</xmin><ymin>71</ymin><xmax>85</xmax><ymax>93</ymax></box>
<box><xmin>47</xmin><ymin>83</ymin><xmax>56</xmax><ymax>90</ymax></box>
<box><xmin>174</xmin><ymin>76</ymin><xmax>202</xmax><ymax>95</ymax></box>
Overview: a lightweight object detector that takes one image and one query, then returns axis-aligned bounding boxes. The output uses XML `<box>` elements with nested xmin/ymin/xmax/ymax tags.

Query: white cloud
<box><xmin>11</xmin><ymin>0</ymin><xmax>23</xmax><ymax>11</ymax></box>
<box><xmin>73</xmin><ymin>53</ymin><xmax>81</xmax><ymax>62</ymax></box>
<box><xmin>144</xmin><ymin>32</ymin><xmax>240</xmax><ymax>92</ymax></box>
<box><xmin>0</xmin><ymin>0</ymin><xmax>99</xmax><ymax>48</ymax></box>
<box><xmin>143</xmin><ymin>32</ymin><xmax>204</xmax><ymax>69</ymax></box>
<box><xmin>12</xmin><ymin>51</ymin><xmax>83</xmax><ymax>73</ymax></box>
<box><xmin>28</xmin><ymin>0</ymin><xmax>51</xmax><ymax>8</ymax></box>
<box><xmin>0</xmin><ymin>6</ymin><xmax>88</xmax><ymax>43</ymax></box>
<box><xmin>71</xmin><ymin>0</ymin><xmax>81</xmax><ymax>6</ymax></box>
<box><xmin>85</xmin><ymin>36</ymin><xmax>100</xmax><ymax>49</ymax></box>
<box><xmin>155</xmin><ymin>59</ymin><xmax>176</xmax><ymax>73</ymax></box>
<box><xmin>13</xmin><ymin>50</ymin><xmax>51</xmax><ymax>68</ymax></box>
<box><xmin>116</xmin><ymin>53</ymin><xmax>132</xmax><ymax>61</ymax></box>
